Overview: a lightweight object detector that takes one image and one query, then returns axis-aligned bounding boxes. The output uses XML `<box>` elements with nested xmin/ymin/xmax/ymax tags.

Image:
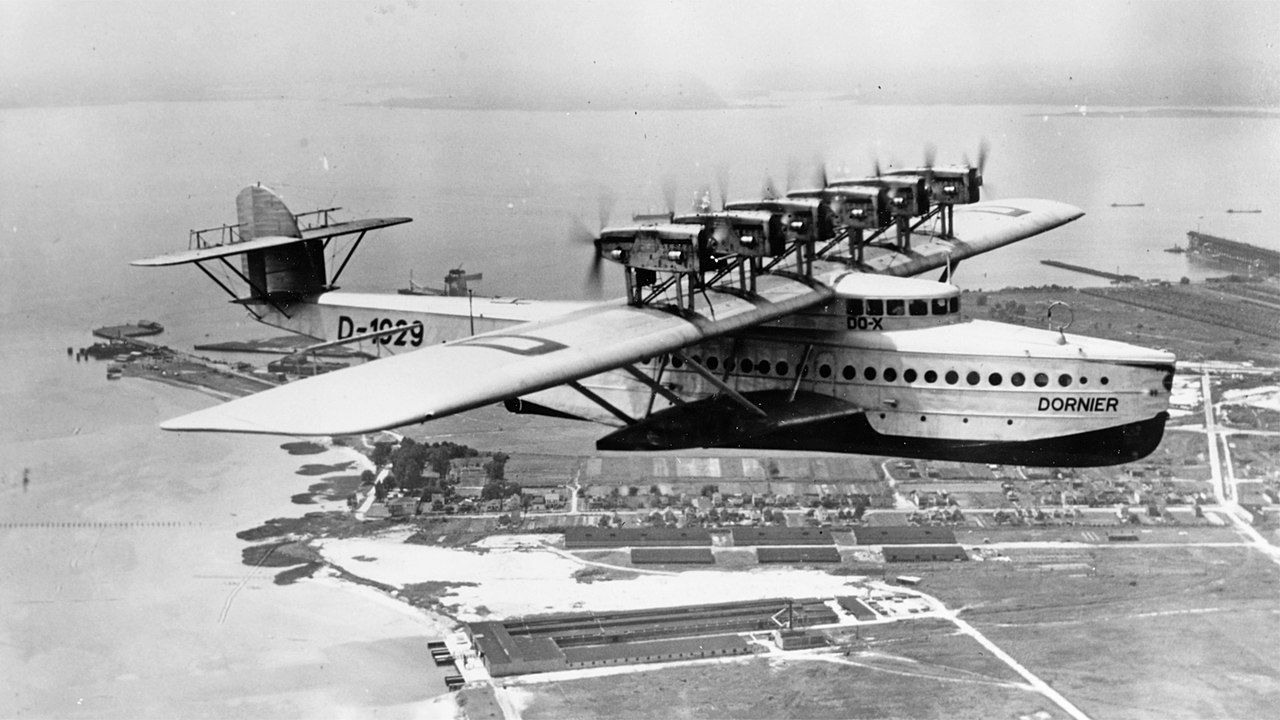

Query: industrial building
<box><xmin>882</xmin><ymin>545</ymin><xmax>968</xmax><ymax>562</ymax></box>
<box><xmin>852</xmin><ymin>526</ymin><xmax>957</xmax><ymax>545</ymax></box>
<box><xmin>465</xmin><ymin>598</ymin><xmax>844</xmax><ymax>677</ymax></box>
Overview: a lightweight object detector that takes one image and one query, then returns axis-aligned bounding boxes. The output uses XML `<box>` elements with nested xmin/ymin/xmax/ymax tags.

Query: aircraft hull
<box><xmin>716</xmin><ymin>410</ymin><xmax>1168</xmax><ymax>467</ymax></box>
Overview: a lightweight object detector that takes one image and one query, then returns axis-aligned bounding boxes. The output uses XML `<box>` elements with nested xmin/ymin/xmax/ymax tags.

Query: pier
<box><xmin>1040</xmin><ymin>260</ymin><xmax>1139</xmax><ymax>283</ymax></box>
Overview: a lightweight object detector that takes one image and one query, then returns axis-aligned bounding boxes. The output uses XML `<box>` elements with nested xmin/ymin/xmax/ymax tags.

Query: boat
<box><xmin>1226</xmin><ymin>209</ymin><xmax>1262</xmax><ymax>214</ymax></box>
<box><xmin>1110</xmin><ymin>202</ymin><xmax>1145</xmax><ymax>208</ymax></box>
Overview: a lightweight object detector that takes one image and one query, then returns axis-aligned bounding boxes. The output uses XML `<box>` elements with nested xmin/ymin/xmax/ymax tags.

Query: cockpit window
<box><xmin>909</xmin><ymin>299</ymin><xmax>928</xmax><ymax>316</ymax></box>
<box><xmin>887</xmin><ymin>299</ymin><xmax>905</xmax><ymax>316</ymax></box>
<box><xmin>847</xmin><ymin>298</ymin><xmax>864</xmax><ymax>316</ymax></box>
<box><xmin>949</xmin><ymin>296</ymin><xmax>960</xmax><ymax>313</ymax></box>
<box><xmin>867</xmin><ymin>299</ymin><xmax>884</xmax><ymax>316</ymax></box>
<box><xmin>931</xmin><ymin>298</ymin><xmax>949</xmax><ymax>315</ymax></box>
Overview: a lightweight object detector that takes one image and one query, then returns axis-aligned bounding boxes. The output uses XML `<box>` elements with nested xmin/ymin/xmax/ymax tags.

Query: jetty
<box><xmin>1040</xmin><ymin>260</ymin><xmax>1140</xmax><ymax>283</ymax></box>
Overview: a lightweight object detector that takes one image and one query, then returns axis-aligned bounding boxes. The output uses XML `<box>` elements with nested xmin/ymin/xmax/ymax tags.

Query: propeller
<box><xmin>785</xmin><ymin>157</ymin><xmax>801</xmax><ymax>192</ymax></box>
<box><xmin>761</xmin><ymin>173</ymin><xmax>781</xmax><ymax>200</ymax></box>
<box><xmin>714</xmin><ymin>165</ymin><xmax>730</xmax><ymax>209</ymax></box>
<box><xmin>661</xmin><ymin>176</ymin><xmax>678</xmax><ymax>216</ymax></box>
<box><xmin>923</xmin><ymin>142</ymin><xmax>937</xmax><ymax>170</ymax></box>
<box><xmin>812</xmin><ymin>157</ymin><xmax>829</xmax><ymax>189</ymax></box>
<box><xmin>574</xmin><ymin>188</ymin><xmax>617</xmax><ymax>298</ymax></box>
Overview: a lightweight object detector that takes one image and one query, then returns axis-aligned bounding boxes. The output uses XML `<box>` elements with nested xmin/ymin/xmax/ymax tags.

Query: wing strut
<box><xmin>216</xmin><ymin>256</ymin><xmax>295</xmax><ymax>320</ymax></box>
<box><xmin>674</xmin><ymin>350</ymin><xmax>767</xmax><ymax>418</ymax></box>
<box><xmin>193</xmin><ymin>261</ymin><xmax>263</xmax><ymax>321</ymax></box>
<box><xmin>328</xmin><ymin>230</ymin><xmax>368</xmax><ymax>287</ymax></box>
<box><xmin>621</xmin><ymin>363</ymin><xmax>687</xmax><ymax>410</ymax></box>
<box><xmin>788</xmin><ymin>344</ymin><xmax>815</xmax><ymax>402</ymax></box>
<box><xmin>567</xmin><ymin>381</ymin><xmax>637</xmax><ymax>425</ymax></box>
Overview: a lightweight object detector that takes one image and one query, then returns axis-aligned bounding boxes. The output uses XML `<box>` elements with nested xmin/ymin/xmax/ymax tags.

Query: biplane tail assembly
<box><xmin>132</xmin><ymin>185</ymin><xmax>411</xmax><ymax>320</ymax></box>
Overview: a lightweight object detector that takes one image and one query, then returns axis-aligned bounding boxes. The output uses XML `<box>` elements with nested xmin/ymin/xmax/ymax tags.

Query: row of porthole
<box><xmin>668</xmin><ymin>354</ymin><xmax>1108</xmax><ymax>388</ymax></box>
<box><xmin>837</xmin><ymin>366</ymin><xmax>1106</xmax><ymax>388</ymax></box>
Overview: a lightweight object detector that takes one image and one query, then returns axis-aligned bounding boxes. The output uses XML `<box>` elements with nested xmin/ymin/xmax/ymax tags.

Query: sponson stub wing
<box><xmin>160</xmin><ymin>271</ymin><xmax>838</xmax><ymax>436</ymax></box>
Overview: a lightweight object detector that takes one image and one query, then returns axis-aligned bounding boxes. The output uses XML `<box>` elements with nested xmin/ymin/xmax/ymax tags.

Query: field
<box><xmin>505</xmin><ymin>544</ymin><xmax>1280</xmax><ymax>719</ymax></box>
<box><xmin>968</xmin><ymin>282</ymin><xmax>1280</xmax><ymax>364</ymax></box>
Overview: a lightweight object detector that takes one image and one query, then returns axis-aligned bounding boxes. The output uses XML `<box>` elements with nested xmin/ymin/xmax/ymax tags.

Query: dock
<box><xmin>1040</xmin><ymin>260</ymin><xmax>1140</xmax><ymax>283</ymax></box>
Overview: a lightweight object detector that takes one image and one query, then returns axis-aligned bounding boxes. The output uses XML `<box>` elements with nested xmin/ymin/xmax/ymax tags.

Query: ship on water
<box><xmin>398</xmin><ymin>267</ymin><xmax>483</xmax><ymax>297</ymax></box>
<box><xmin>92</xmin><ymin>319</ymin><xmax>163</xmax><ymax>340</ymax></box>
<box><xmin>1185</xmin><ymin>231</ymin><xmax>1279</xmax><ymax>276</ymax></box>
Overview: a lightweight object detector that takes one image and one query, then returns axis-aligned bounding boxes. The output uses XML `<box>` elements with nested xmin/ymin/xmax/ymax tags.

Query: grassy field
<box><xmin>508</xmin><ymin>544</ymin><xmax>1279</xmax><ymax>719</ymax></box>
<box><xmin>517</xmin><ymin>651</ymin><xmax>1055</xmax><ymax>720</ymax></box>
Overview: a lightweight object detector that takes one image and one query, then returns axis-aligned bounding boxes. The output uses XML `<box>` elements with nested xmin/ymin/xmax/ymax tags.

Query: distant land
<box><xmin>1035</xmin><ymin>107</ymin><xmax>1280</xmax><ymax>120</ymax></box>
<box><xmin>368</xmin><ymin>76</ymin><xmax>728</xmax><ymax>113</ymax></box>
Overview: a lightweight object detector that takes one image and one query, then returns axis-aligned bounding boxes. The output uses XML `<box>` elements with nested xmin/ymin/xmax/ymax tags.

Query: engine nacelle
<box><xmin>788</xmin><ymin>186</ymin><xmax>892</xmax><ymax>231</ymax></box>
<box><xmin>885</xmin><ymin>166</ymin><xmax>981</xmax><ymax>205</ymax></box>
<box><xmin>832</xmin><ymin>176</ymin><xmax>930</xmax><ymax>218</ymax></box>
<box><xmin>597</xmin><ymin>224</ymin><xmax>704</xmax><ymax>274</ymax></box>
<box><xmin>673</xmin><ymin>209</ymin><xmax>791</xmax><ymax>258</ymax></box>
<box><xmin>724</xmin><ymin>198</ymin><xmax>821</xmax><ymax>248</ymax></box>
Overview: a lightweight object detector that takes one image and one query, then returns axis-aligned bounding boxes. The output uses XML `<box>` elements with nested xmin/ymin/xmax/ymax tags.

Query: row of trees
<box><xmin>371</xmin><ymin>439</ymin><xmax>509</xmax><ymax>493</ymax></box>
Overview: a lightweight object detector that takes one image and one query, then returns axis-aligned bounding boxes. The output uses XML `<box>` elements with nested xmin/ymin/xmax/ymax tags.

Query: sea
<box><xmin>1</xmin><ymin>99</ymin><xmax>1277</xmax><ymax>717</ymax></box>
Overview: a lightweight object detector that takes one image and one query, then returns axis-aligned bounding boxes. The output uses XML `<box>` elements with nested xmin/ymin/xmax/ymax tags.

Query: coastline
<box><xmin>1</xmin><ymin>375</ymin><xmax>462</xmax><ymax>718</ymax></box>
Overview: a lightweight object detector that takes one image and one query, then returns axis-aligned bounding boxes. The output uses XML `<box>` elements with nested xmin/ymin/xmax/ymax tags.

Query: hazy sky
<box><xmin>2</xmin><ymin>1</ymin><xmax>1277</xmax><ymax>107</ymax></box>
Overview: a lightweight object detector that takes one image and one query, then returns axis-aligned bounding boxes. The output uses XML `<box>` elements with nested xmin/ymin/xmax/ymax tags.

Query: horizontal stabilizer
<box><xmin>131</xmin><ymin>217</ymin><xmax>412</xmax><ymax>267</ymax></box>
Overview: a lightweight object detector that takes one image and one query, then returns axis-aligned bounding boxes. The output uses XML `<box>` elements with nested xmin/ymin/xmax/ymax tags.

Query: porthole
<box><xmin>920</xmin><ymin>415</ymin><xmax>927</xmax><ymax>422</ymax></box>
<box><xmin>672</xmin><ymin>356</ymin><xmax>685</xmax><ymax>369</ymax></box>
<box><xmin>706</xmin><ymin>356</ymin><xmax>719</xmax><ymax>371</ymax></box>
<box><xmin>879</xmin><ymin>413</ymin><xmax>886</xmax><ymax>419</ymax></box>
<box><xmin>966</xmin><ymin>371</ymin><xmax>980</xmax><ymax>386</ymax></box>
<box><xmin>1080</xmin><ymin>377</ymin><xmax>1089</xmax><ymax>385</ymax></box>
<box><xmin>819</xmin><ymin>364</ymin><xmax>832</xmax><ymax>379</ymax></box>
<box><xmin>962</xmin><ymin>417</ymin><xmax>969</xmax><ymax>424</ymax></box>
<box><xmin>691</xmin><ymin>355</ymin><xmax>702</xmax><ymax>365</ymax></box>
<box><xmin>1058</xmin><ymin>373</ymin><xmax>1072</xmax><ymax>387</ymax></box>
<box><xmin>842</xmin><ymin>365</ymin><xmax>856</xmax><ymax>380</ymax></box>
<box><xmin>776</xmin><ymin>361</ymin><xmax>790</xmax><ymax>376</ymax></box>
<box><xmin>884</xmin><ymin>368</ymin><xmax>898</xmax><ymax>382</ymax></box>
<box><xmin>1101</xmin><ymin>376</ymin><xmax>1110</xmax><ymax>385</ymax></box>
<box><xmin>924</xmin><ymin>370</ymin><xmax>937</xmax><ymax>383</ymax></box>
<box><xmin>1007</xmin><ymin>419</ymin><xmax>1014</xmax><ymax>425</ymax></box>
<box><xmin>904</xmin><ymin>368</ymin><xmax>918</xmax><ymax>383</ymax></box>
<box><xmin>989</xmin><ymin>372</ymin><xmax>1003</xmax><ymax>386</ymax></box>
<box><xmin>741</xmin><ymin>358</ymin><xmax>754</xmax><ymax>373</ymax></box>
<box><xmin>945</xmin><ymin>370</ymin><xmax>959</xmax><ymax>385</ymax></box>
<box><xmin>1011</xmin><ymin>372</ymin><xmax>1025</xmax><ymax>386</ymax></box>
<box><xmin>757</xmin><ymin>359</ymin><xmax>771</xmax><ymax>374</ymax></box>
<box><xmin>1034</xmin><ymin>372</ymin><xmax>1049</xmax><ymax>387</ymax></box>
<box><xmin>864</xmin><ymin>367</ymin><xmax>878</xmax><ymax>381</ymax></box>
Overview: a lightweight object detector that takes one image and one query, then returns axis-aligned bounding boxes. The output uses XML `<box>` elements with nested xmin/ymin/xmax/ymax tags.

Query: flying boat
<box><xmin>133</xmin><ymin>153</ymin><xmax>1175</xmax><ymax>466</ymax></box>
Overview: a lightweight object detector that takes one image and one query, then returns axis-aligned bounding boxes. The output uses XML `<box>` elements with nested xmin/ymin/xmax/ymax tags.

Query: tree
<box><xmin>628</xmin><ymin>486</ymin><xmax>640</xmax><ymax>497</ymax></box>
<box><xmin>360</xmin><ymin>469</ymin><xmax>376</xmax><ymax>485</ymax></box>
<box><xmin>370</xmin><ymin>442</ymin><xmax>393</xmax><ymax>467</ymax></box>
<box><xmin>484</xmin><ymin>451</ymin><xmax>510</xmax><ymax>481</ymax></box>
<box><xmin>700</xmin><ymin>484</ymin><xmax>718</xmax><ymax>498</ymax></box>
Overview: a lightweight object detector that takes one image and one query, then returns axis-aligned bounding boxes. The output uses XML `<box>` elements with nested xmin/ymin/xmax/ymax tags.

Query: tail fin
<box><xmin>237</xmin><ymin>185</ymin><xmax>328</xmax><ymax>298</ymax></box>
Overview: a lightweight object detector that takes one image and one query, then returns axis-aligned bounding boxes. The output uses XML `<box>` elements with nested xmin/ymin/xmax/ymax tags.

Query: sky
<box><xmin>2</xmin><ymin>0</ymin><xmax>1278</xmax><ymax>107</ymax></box>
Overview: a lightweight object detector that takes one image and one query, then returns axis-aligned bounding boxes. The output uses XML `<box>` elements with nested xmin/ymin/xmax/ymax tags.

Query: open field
<box><xmin>968</xmin><ymin>283</ymin><xmax>1280</xmax><ymax>364</ymax></box>
<box><xmin>494</xmin><ymin>542</ymin><xmax>1279</xmax><ymax>719</ymax></box>
<box><xmin>515</xmin><ymin>650</ymin><xmax>1054</xmax><ymax>720</ymax></box>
